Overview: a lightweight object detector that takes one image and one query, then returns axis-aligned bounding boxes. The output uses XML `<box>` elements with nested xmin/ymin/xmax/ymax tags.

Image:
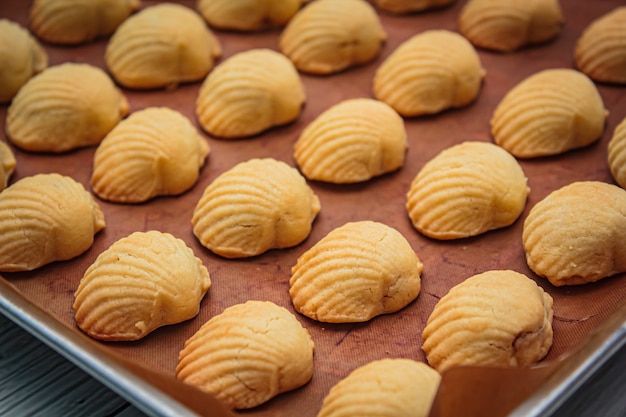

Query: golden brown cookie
<box><xmin>0</xmin><ymin>19</ymin><xmax>47</xmax><ymax>103</ymax></box>
<box><xmin>406</xmin><ymin>141</ymin><xmax>529</xmax><ymax>240</ymax></box>
<box><xmin>6</xmin><ymin>63</ymin><xmax>129</xmax><ymax>153</ymax></box>
<box><xmin>294</xmin><ymin>98</ymin><xmax>407</xmax><ymax>183</ymax></box>
<box><xmin>422</xmin><ymin>270</ymin><xmax>554</xmax><ymax>372</ymax></box>
<box><xmin>317</xmin><ymin>358</ymin><xmax>440</xmax><ymax>417</ymax></box>
<box><xmin>523</xmin><ymin>181</ymin><xmax>626</xmax><ymax>286</ymax></box>
<box><xmin>373</xmin><ymin>30</ymin><xmax>485</xmax><ymax>117</ymax></box>
<box><xmin>176</xmin><ymin>300</ymin><xmax>314</xmax><ymax>410</ymax></box>
<box><xmin>491</xmin><ymin>68</ymin><xmax>608</xmax><ymax>158</ymax></box>
<box><xmin>575</xmin><ymin>6</ymin><xmax>626</xmax><ymax>84</ymax></box>
<box><xmin>372</xmin><ymin>0</ymin><xmax>455</xmax><ymax>14</ymax></box>
<box><xmin>105</xmin><ymin>3</ymin><xmax>221</xmax><ymax>89</ymax></box>
<box><xmin>0</xmin><ymin>173</ymin><xmax>105</xmax><ymax>272</ymax></box>
<box><xmin>92</xmin><ymin>107</ymin><xmax>210</xmax><ymax>203</ymax></box>
<box><xmin>73</xmin><ymin>230</ymin><xmax>211</xmax><ymax>341</ymax></box>
<box><xmin>289</xmin><ymin>221</ymin><xmax>422</xmax><ymax>323</ymax></box>
<box><xmin>197</xmin><ymin>0</ymin><xmax>303</xmax><ymax>31</ymax></box>
<box><xmin>608</xmin><ymin>116</ymin><xmax>626</xmax><ymax>189</ymax></box>
<box><xmin>29</xmin><ymin>0</ymin><xmax>139</xmax><ymax>45</ymax></box>
<box><xmin>0</xmin><ymin>142</ymin><xmax>16</xmax><ymax>192</ymax></box>
<box><xmin>458</xmin><ymin>0</ymin><xmax>564</xmax><ymax>52</ymax></box>
<box><xmin>279</xmin><ymin>0</ymin><xmax>386</xmax><ymax>75</ymax></box>
<box><xmin>192</xmin><ymin>158</ymin><xmax>320</xmax><ymax>258</ymax></box>
<box><xmin>196</xmin><ymin>48</ymin><xmax>305</xmax><ymax>139</ymax></box>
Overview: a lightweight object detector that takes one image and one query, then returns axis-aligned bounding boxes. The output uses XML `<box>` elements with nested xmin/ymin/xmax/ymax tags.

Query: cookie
<box><xmin>608</xmin><ymin>116</ymin><xmax>626</xmax><ymax>189</ymax></box>
<box><xmin>197</xmin><ymin>0</ymin><xmax>303</xmax><ymax>31</ymax></box>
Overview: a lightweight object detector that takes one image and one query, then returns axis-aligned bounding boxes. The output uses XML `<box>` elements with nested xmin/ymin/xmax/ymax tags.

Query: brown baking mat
<box><xmin>1</xmin><ymin>0</ymin><xmax>625</xmax><ymax>416</ymax></box>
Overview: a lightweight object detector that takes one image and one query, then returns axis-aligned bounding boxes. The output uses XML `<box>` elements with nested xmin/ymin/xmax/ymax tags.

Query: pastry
<box><xmin>176</xmin><ymin>300</ymin><xmax>314</xmax><ymax>409</ymax></box>
<box><xmin>373</xmin><ymin>30</ymin><xmax>485</xmax><ymax>116</ymax></box>
<box><xmin>406</xmin><ymin>141</ymin><xmax>529</xmax><ymax>240</ymax></box>
<box><xmin>0</xmin><ymin>173</ymin><xmax>105</xmax><ymax>272</ymax></box>
<box><xmin>6</xmin><ymin>63</ymin><xmax>129</xmax><ymax>153</ymax></box>
<box><xmin>372</xmin><ymin>0</ymin><xmax>455</xmax><ymax>14</ymax></box>
<box><xmin>294</xmin><ymin>98</ymin><xmax>407</xmax><ymax>183</ymax></box>
<box><xmin>105</xmin><ymin>3</ymin><xmax>221</xmax><ymax>89</ymax></box>
<box><xmin>491</xmin><ymin>68</ymin><xmax>608</xmax><ymax>158</ymax></box>
<box><xmin>0</xmin><ymin>142</ymin><xmax>16</xmax><ymax>192</ymax></box>
<box><xmin>91</xmin><ymin>107</ymin><xmax>210</xmax><ymax>203</ymax></box>
<box><xmin>196</xmin><ymin>48</ymin><xmax>305</xmax><ymax>139</ymax></box>
<box><xmin>192</xmin><ymin>158</ymin><xmax>320</xmax><ymax>258</ymax></box>
<box><xmin>279</xmin><ymin>0</ymin><xmax>386</xmax><ymax>75</ymax></box>
<box><xmin>197</xmin><ymin>0</ymin><xmax>303</xmax><ymax>31</ymax></box>
<box><xmin>0</xmin><ymin>19</ymin><xmax>47</xmax><ymax>103</ymax></box>
<box><xmin>522</xmin><ymin>181</ymin><xmax>626</xmax><ymax>286</ymax></box>
<box><xmin>422</xmin><ymin>270</ymin><xmax>554</xmax><ymax>372</ymax></box>
<box><xmin>73</xmin><ymin>230</ymin><xmax>211</xmax><ymax>341</ymax></box>
<box><xmin>289</xmin><ymin>221</ymin><xmax>422</xmax><ymax>323</ymax></box>
<box><xmin>608</xmin><ymin>116</ymin><xmax>626</xmax><ymax>189</ymax></box>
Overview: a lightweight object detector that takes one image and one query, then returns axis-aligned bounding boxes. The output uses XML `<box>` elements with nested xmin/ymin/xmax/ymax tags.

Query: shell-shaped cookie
<box><xmin>522</xmin><ymin>181</ymin><xmax>626</xmax><ymax>286</ymax></box>
<box><xmin>406</xmin><ymin>141</ymin><xmax>529</xmax><ymax>240</ymax></box>
<box><xmin>373</xmin><ymin>30</ymin><xmax>485</xmax><ymax>117</ymax></box>
<box><xmin>196</xmin><ymin>48</ymin><xmax>305</xmax><ymax>139</ymax></box>
<box><xmin>289</xmin><ymin>221</ymin><xmax>422</xmax><ymax>323</ymax></box>
<box><xmin>458</xmin><ymin>0</ymin><xmax>564</xmax><ymax>52</ymax></box>
<box><xmin>176</xmin><ymin>300</ymin><xmax>314</xmax><ymax>410</ymax></box>
<box><xmin>29</xmin><ymin>0</ymin><xmax>139</xmax><ymax>45</ymax></box>
<box><xmin>279</xmin><ymin>0</ymin><xmax>386</xmax><ymax>75</ymax></box>
<box><xmin>197</xmin><ymin>0</ymin><xmax>304</xmax><ymax>31</ymax></box>
<box><xmin>192</xmin><ymin>158</ymin><xmax>320</xmax><ymax>258</ymax></box>
<box><xmin>0</xmin><ymin>19</ymin><xmax>47</xmax><ymax>103</ymax></box>
<box><xmin>105</xmin><ymin>3</ymin><xmax>221</xmax><ymax>89</ymax></box>
<box><xmin>0</xmin><ymin>142</ymin><xmax>16</xmax><ymax>192</ymax></box>
<box><xmin>92</xmin><ymin>107</ymin><xmax>210</xmax><ymax>203</ymax></box>
<box><xmin>73</xmin><ymin>231</ymin><xmax>211</xmax><ymax>341</ymax></box>
<box><xmin>575</xmin><ymin>7</ymin><xmax>626</xmax><ymax>85</ymax></box>
<box><xmin>422</xmin><ymin>270</ymin><xmax>554</xmax><ymax>372</ymax></box>
<box><xmin>294</xmin><ymin>98</ymin><xmax>407</xmax><ymax>183</ymax></box>
<box><xmin>372</xmin><ymin>0</ymin><xmax>455</xmax><ymax>14</ymax></box>
<box><xmin>317</xmin><ymin>359</ymin><xmax>441</xmax><ymax>417</ymax></box>
<box><xmin>490</xmin><ymin>68</ymin><xmax>608</xmax><ymax>158</ymax></box>
<box><xmin>0</xmin><ymin>173</ymin><xmax>105</xmax><ymax>272</ymax></box>
<box><xmin>608</xmin><ymin>117</ymin><xmax>626</xmax><ymax>189</ymax></box>
<box><xmin>6</xmin><ymin>63</ymin><xmax>129</xmax><ymax>153</ymax></box>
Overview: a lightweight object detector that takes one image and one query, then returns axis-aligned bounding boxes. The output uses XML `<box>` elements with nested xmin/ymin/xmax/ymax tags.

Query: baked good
<box><xmin>289</xmin><ymin>221</ymin><xmax>422</xmax><ymax>323</ymax></box>
<box><xmin>6</xmin><ymin>63</ymin><xmax>129</xmax><ymax>153</ymax></box>
<box><xmin>373</xmin><ymin>30</ymin><xmax>485</xmax><ymax>117</ymax></box>
<box><xmin>73</xmin><ymin>230</ymin><xmax>211</xmax><ymax>341</ymax></box>
<box><xmin>575</xmin><ymin>6</ymin><xmax>626</xmax><ymax>84</ymax></box>
<box><xmin>458</xmin><ymin>0</ymin><xmax>564</xmax><ymax>52</ymax></box>
<box><xmin>279</xmin><ymin>0</ymin><xmax>386</xmax><ymax>75</ymax></box>
<box><xmin>29</xmin><ymin>0</ymin><xmax>139</xmax><ymax>45</ymax></box>
<box><xmin>294</xmin><ymin>98</ymin><xmax>407</xmax><ymax>183</ymax></box>
<box><xmin>522</xmin><ymin>181</ymin><xmax>626</xmax><ymax>286</ymax></box>
<box><xmin>317</xmin><ymin>359</ymin><xmax>440</xmax><ymax>417</ymax></box>
<box><xmin>0</xmin><ymin>142</ymin><xmax>16</xmax><ymax>192</ymax></box>
<box><xmin>0</xmin><ymin>19</ymin><xmax>47</xmax><ymax>103</ymax></box>
<box><xmin>422</xmin><ymin>270</ymin><xmax>554</xmax><ymax>372</ymax></box>
<box><xmin>406</xmin><ymin>141</ymin><xmax>529</xmax><ymax>240</ymax></box>
<box><xmin>491</xmin><ymin>68</ymin><xmax>608</xmax><ymax>158</ymax></box>
<box><xmin>608</xmin><ymin>116</ymin><xmax>626</xmax><ymax>188</ymax></box>
<box><xmin>197</xmin><ymin>0</ymin><xmax>304</xmax><ymax>31</ymax></box>
<box><xmin>192</xmin><ymin>158</ymin><xmax>320</xmax><ymax>258</ymax></box>
<box><xmin>91</xmin><ymin>107</ymin><xmax>210</xmax><ymax>203</ymax></box>
<box><xmin>372</xmin><ymin>0</ymin><xmax>455</xmax><ymax>14</ymax></box>
<box><xmin>105</xmin><ymin>3</ymin><xmax>221</xmax><ymax>89</ymax></box>
<box><xmin>196</xmin><ymin>48</ymin><xmax>305</xmax><ymax>139</ymax></box>
<box><xmin>0</xmin><ymin>173</ymin><xmax>105</xmax><ymax>272</ymax></box>
<box><xmin>176</xmin><ymin>300</ymin><xmax>314</xmax><ymax>410</ymax></box>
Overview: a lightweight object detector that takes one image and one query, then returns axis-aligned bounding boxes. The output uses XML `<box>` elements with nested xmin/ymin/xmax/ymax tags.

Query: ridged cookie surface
<box><xmin>92</xmin><ymin>107</ymin><xmax>210</xmax><ymax>203</ymax></box>
<box><xmin>73</xmin><ymin>230</ymin><xmax>211</xmax><ymax>341</ymax></box>
<box><xmin>197</xmin><ymin>0</ymin><xmax>303</xmax><ymax>31</ymax></box>
<box><xmin>406</xmin><ymin>141</ymin><xmax>529</xmax><ymax>240</ymax></box>
<box><xmin>422</xmin><ymin>270</ymin><xmax>553</xmax><ymax>372</ymax></box>
<box><xmin>290</xmin><ymin>221</ymin><xmax>422</xmax><ymax>323</ymax></box>
<box><xmin>176</xmin><ymin>300</ymin><xmax>314</xmax><ymax>410</ymax></box>
<box><xmin>608</xmin><ymin>117</ymin><xmax>626</xmax><ymax>189</ymax></box>
<box><xmin>0</xmin><ymin>142</ymin><xmax>15</xmax><ymax>191</ymax></box>
<box><xmin>294</xmin><ymin>98</ymin><xmax>407</xmax><ymax>183</ymax></box>
<box><xmin>372</xmin><ymin>0</ymin><xmax>455</xmax><ymax>14</ymax></box>
<box><xmin>0</xmin><ymin>173</ymin><xmax>105</xmax><ymax>272</ymax></box>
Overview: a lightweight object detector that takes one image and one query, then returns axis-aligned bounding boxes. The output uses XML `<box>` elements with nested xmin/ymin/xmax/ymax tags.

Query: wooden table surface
<box><xmin>1</xmin><ymin>312</ymin><xmax>624</xmax><ymax>417</ymax></box>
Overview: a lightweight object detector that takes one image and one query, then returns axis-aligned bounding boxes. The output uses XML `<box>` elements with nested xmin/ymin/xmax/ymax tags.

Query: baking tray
<box><xmin>1</xmin><ymin>0</ymin><xmax>625</xmax><ymax>416</ymax></box>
